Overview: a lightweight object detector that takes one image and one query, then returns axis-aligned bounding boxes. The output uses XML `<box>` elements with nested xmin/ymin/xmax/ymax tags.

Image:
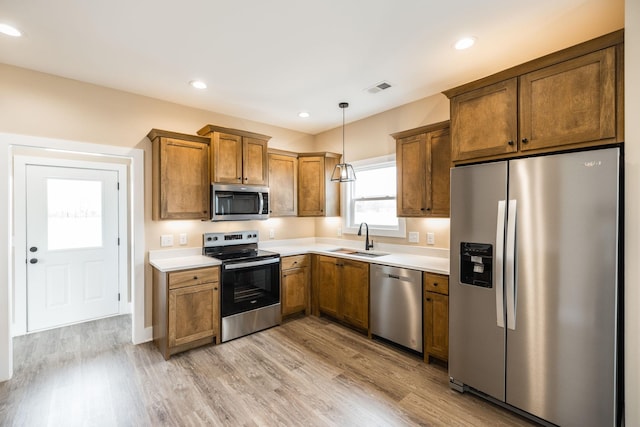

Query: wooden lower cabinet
<box><xmin>281</xmin><ymin>255</ymin><xmax>310</xmax><ymax>317</ymax></box>
<box><xmin>312</xmin><ymin>255</ymin><xmax>369</xmax><ymax>332</ymax></box>
<box><xmin>423</xmin><ymin>272</ymin><xmax>449</xmax><ymax>363</ymax></box>
<box><xmin>153</xmin><ymin>265</ymin><xmax>220</xmax><ymax>359</ymax></box>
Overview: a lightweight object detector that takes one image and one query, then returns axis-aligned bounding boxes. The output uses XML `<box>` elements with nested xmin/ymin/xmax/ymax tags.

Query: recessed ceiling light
<box><xmin>298</xmin><ymin>111</ymin><xmax>310</xmax><ymax>118</ymax></box>
<box><xmin>189</xmin><ymin>80</ymin><xmax>207</xmax><ymax>89</ymax></box>
<box><xmin>0</xmin><ymin>23</ymin><xmax>22</xmax><ymax>37</ymax></box>
<box><xmin>454</xmin><ymin>37</ymin><xmax>476</xmax><ymax>50</ymax></box>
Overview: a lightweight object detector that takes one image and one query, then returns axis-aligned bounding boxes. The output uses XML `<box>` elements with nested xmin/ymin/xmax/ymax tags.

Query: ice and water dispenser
<box><xmin>459</xmin><ymin>242</ymin><xmax>493</xmax><ymax>288</ymax></box>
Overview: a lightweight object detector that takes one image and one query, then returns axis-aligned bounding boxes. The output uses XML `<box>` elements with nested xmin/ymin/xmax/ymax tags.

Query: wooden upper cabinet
<box><xmin>445</xmin><ymin>30</ymin><xmax>624</xmax><ymax>164</ymax></box>
<box><xmin>450</xmin><ymin>78</ymin><xmax>518</xmax><ymax>162</ymax></box>
<box><xmin>148</xmin><ymin>129</ymin><xmax>210</xmax><ymax>221</ymax></box>
<box><xmin>519</xmin><ymin>47</ymin><xmax>617</xmax><ymax>151</ymax></box>
<box><xmin>393</xmin><ymin>121</ymin><xmax>451</xmax><ymax>218</ymax></box>
<box><xmin>298</xmin><ymin>153</ymin><xmax>340</xmax><ymax>217</ymax></box>
<box><xmin>197</xmin><ymin>125</ymin><xmax>270</xmax><ymax>186</ymax></box>
<box><xmin>268</xmin><ymin>150</ymin><xmax>298</xmax><ymax>217</ymax></box>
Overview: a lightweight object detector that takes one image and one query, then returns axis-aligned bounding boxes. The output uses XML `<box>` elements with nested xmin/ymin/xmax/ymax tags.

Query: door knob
<box><xmin>29</xmin><ymin>258</ymin><xmax>38</xmax><ymax>264</ymax></box>
<box><xmin>29</xmin><ymin>246</ymin><xmax>38</xmax><ymax>252</ymax></box>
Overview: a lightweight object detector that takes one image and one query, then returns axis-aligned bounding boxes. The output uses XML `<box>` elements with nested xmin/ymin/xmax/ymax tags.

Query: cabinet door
<box><xmin>396</xmin><ymin>134</ymin><xmax>427</xmax><ymax>217</ymax></box>
<box><xmin>282</xmin><ymin>266</ymin><xmax>309</xmax><ymax>316</ymax></box>
<box><xmin>268</xmin><ymin>153</ymin><xmax>298</xmax><ymax>216</ymax></box>
<box><xmin>243</xmin><ymin>137</ymin><xmax>268</xmax><ymax>185</ymax></box>
<box><xmin>298</xmin><ymin>156</ymin><xmax>326</xmax><ymax>216</ymax></box>
<box><xmin>157</xmin><ymin>138</ymin><xmax>210</xmax><ymax>220</ymax></box>
<box><xmin>427</xmin><ymin>128</ymin><xmax>451</xmax><ymax>217</ymax></box>
<box><xmin>212</xmin><ymin>132</ymin><xmax>243</xmax><ymax>184</ymax></box>
<box><xmin>168</xmin><ymin>282</ymin><xmax>218</xmax><ymax>348</ymax></box>
<box><xmin>519</xmin><ymin>47</ymin><xmax>616</xmax><ymax>152</ymax></box>
<box><xmin>451</xmin><ymin>78</ymin><xmax>518</xmax><ymax>162</ymax></box>
<box><xmin>425</xmin><ymin>291</ymin><xmax>448</xmax><ymax>362</ymax></box>
<box><xmin>340</xmin><ymin>260</ymin><xmax>369</xmax><ymax>330</ymax></box>
<box><xmin>315</xmin><ymin>256</ymin><xmax>340</xmax><ymax>317</ymax></box>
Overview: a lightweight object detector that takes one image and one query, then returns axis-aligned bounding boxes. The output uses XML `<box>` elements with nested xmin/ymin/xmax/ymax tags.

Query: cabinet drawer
<box><xmin>169</xmin><ymin>266</ymin><xmax>219</xmax><ymax>290</ymax></box>
<box><xmin>281</xmin><ymin>254</ymin><xmax>309</xmax><ymax>270</ymax></box>
<box><xmin>423</xmin><ymin>272</ymin><xmax>449</xmax><ymax>295</ymax></box>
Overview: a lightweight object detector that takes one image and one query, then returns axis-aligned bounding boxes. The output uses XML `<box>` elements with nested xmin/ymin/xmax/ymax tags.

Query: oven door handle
<box><xmin>224</xmin><ymin>257</ymin><xmax>280</xmax><ymax>270</ymax></box>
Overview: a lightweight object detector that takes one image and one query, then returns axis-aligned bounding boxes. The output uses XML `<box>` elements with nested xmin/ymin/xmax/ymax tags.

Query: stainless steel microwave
<box><xmin>211</xmin><ymin>184</ymin><xmax>269</xmax><ymax>221</ymax></box>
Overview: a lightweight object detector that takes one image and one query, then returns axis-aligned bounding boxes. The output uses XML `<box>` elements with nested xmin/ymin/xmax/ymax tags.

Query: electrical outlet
<box><xmin>179</xmin><ymin>233</ymin><xmax>187</xmax><ymax>245</ymax></box>
<box><xmin>269</xmin><ymin>229</ymin><xmax>275</xmax><ymax>239</ymax></box>
<box><xmin>337</xmin><ymin>226</ymin><xmax>342</xmax><ymax>237</ymax></box>
<box><xmin>427</xmin><ymin>232</ymin><xmax>435</xmax><ymax>245</ymax></box>
<box><xmin>160</xmin><ymin>234</ymin><xmax>174</xmax><ymax>247</ymax></box>
<box><xmin>408</xmin><ymin>231</ymin><xmax>419</xmax><ymax>243</ymax></box>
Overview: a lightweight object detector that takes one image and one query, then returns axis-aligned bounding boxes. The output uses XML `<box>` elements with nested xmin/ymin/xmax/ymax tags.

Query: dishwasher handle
<box><xmin>388</xmin><ymin>274</ymin><xmax>400</xmax><ymax>280</ymax></box>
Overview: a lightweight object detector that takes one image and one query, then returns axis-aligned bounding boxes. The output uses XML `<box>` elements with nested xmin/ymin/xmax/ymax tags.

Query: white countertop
<box><xmin>148</xmin><ymin>238</ymin><xmax>450</xmax><ymax>275</ymax></box>
<box><xmin>149</xmin><ymin>248</ymin><xmax>221</xmax><ymax>272</ymax></box>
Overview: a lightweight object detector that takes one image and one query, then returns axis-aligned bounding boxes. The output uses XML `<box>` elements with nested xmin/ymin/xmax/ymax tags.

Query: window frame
<box><xmin>341</xmin><ymin>155</ymin><xmax>406</xmax><ymax>238</ymax></box>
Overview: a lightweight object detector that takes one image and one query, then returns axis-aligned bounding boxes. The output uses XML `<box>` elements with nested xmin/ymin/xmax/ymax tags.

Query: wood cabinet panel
<box><xmin>282</xmin><ymin>267</ymin><xmax>309</xmax><ymax>317</ymax></box>
<box><xmin>298</xmin><ymin>154</ymin><xmax>340</xmax><ymax>217</ymax></box>
<box><xmin>268</xmin><ymin>152</ymin><xmax>298</xmax><ymax>217</ymax></box>
<box><xmin>450</xmin><ymin>78</ymin><xmax>518</xmax><ymax>162</ymax></box>
<box><xmin>394</xmin><ymin>121</ymin><xmax>451</xmax><ymax>218</ymax></box>
<box><xmin>423</xmin><ymin>272</ymin><xmax>449</xmax><ymax>295</ymax></box>
<box><xmin>312</xmin><ymin>255</ymin><xmax>369</xmax><ymax>332</ymax></box>
<box><xmin>198</xmin><ymin>125</ymin><xmax>271</xmax><ymax>186</ymax></box>
<box><xmin>212</xmin><ymin>132</ymin><xmax>243</xmax><ymax>184</ymax></box>
<box><xmin>169</xmin><ymin>282</ymin><xmax>218</xmax><ymax>348</ymax></box>
<box><xmin>153</xmin><ymin>265</ymin><xmax>220</xmax><ymax>359</ymax></box>
<box><xmin>425</xmin><ymin>291</ymin><xmax>449</xmax><ymax>362</ymax></box>
<box><xmin>519</xmin><ymin>47</ymin><xmax>616</xmax><ymax>151</ymax></box>
<box><xmin>340</xmin><ymin>260</ymin><xmax>369</xmax><ymax>330</ymax></box>
<box><xmin>149</xmin><ymin>130</ymin><xmax>210</xmax><ymax>221</ymax></box>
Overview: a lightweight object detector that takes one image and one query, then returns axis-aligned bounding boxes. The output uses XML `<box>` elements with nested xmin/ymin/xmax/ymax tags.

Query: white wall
<box><xmin>625</xmin><ymin>0</ymin><xmax>639</xmax><ymax>424</ymax></box>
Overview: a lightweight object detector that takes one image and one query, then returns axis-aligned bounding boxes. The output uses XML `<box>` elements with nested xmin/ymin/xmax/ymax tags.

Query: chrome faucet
<box><xmin>357</xmin><ymin>222</ymin><xmax>374</xmax><ymax>251</ymax></box>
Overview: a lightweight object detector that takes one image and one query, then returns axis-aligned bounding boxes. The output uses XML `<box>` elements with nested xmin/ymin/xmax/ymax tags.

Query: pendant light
<box><xmin>331</xmin><ymin>102</ymin><xmax>356</xmax><ymax>182</ymax></box>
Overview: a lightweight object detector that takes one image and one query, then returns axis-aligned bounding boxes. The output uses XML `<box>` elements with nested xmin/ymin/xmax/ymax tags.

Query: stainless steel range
<box><xmin>203</xmin><ymin>230</ymin><xmax>281</xmax><ymax>342</ymax></box>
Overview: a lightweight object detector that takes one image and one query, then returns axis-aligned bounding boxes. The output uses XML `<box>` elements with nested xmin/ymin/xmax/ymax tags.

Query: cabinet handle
<box><xmin>426</xmin><ymin>297</ymin><xmax>432</xmax><ymax>301</ymax></box>
<box><xmin>421</xmin><ymin>208</ymin><xmax>425</xmax><ymax>211</ymax></box>
<box><xmin>507</xmin><ymin>140</ymin><xmax>514</xmax><ymax>146</ymax></box>
<box><xmin>237</xmin><ymin>177</ymin><xmax>242</xmax><ymax>180</ymax></box>
<box><xmin>214</xmin><ymin>287</ymin><xmax>218</xmax><ymax>291</ymax></box>
<box><xmin>522</xmin><ymin>138</ymin><xmax>529</xmax><ymax>144</ymax></box>
<box><xmin>433</xmin><ymin>282</ymin><xmax>438</xmax><ymax>287</ymax></box>
<box><xmin>193</xmin><ymin>276</ymin><xmax>198</xmax><ymax>280</ymax></box>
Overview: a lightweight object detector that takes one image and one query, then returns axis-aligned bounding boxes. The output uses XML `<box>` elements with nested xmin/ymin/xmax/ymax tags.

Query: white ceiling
<box><xmin>0</xmin><ymin>0</ymin><xmax>624</xmax><ymax>135</ymax></box>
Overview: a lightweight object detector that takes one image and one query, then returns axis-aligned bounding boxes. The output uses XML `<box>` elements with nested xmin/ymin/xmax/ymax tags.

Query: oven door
<box><xmin>221</xmin><ymin>257</ymin><xmax>280</xmax><ymax>317</ymax></box>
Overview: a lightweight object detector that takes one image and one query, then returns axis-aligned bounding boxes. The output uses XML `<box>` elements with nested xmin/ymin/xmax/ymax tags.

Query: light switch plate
<box><xmin>160</xmin><ymin>234</ymin><xmax>173</xmax><ymax>247</ymax></box>
<box><xmin>408</xmin><ymin>231</ymin><xmax>419</xmax><ymax>243</ymax></box>
<box><xmin>179</xmin><ymin>233</ymin><xmax>187</xmax><ymax>245</ymax></box>
<box><xmin>427</xmin><ymin>232</ymin><xmax>435</xmax><ymax>245</ymax></box>
<box><xmin>269</xmin><ymin>229</ymin><xmax>275</xmax><ymax>239</ymax></box>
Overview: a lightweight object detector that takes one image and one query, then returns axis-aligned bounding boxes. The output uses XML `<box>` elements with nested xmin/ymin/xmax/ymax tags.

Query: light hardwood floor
<box><xmin>1</xmin><ymin>315</ymin><xmax>536</xmax><ymax>426</ymax></box>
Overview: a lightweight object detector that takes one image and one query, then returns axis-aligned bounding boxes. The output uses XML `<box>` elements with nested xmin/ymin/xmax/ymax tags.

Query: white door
<box><xmin>25</xmin><ymin>165</ymin><xmax>120</xmax><ymax>332</ymax></box>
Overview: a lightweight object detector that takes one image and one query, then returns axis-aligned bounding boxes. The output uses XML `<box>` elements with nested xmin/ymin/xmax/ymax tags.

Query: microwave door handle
<box><xmin>258</xmin><ymin>192</ymin><xmax>264</xmax><ymax>214</ymax></box>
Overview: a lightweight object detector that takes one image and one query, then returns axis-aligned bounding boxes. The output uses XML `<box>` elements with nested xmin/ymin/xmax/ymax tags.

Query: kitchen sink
<box><xmin>329</xmin><ymin>248</ymin><xmax>389</xmax><ymax>258</ymax></box>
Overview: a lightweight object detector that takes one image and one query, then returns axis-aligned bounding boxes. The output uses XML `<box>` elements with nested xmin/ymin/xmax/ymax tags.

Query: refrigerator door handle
<box><xmin>495</xmin><ymin>200</ymin><xmax>506</xmax><ymax>328</ymax></box>
<box><xmin>506</xmin><ymin>199</ymin><xmax>517</xmax><ymax>330</ymax></box>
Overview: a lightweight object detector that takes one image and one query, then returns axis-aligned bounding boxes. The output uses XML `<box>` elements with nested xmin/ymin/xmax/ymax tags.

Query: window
<box><xmin>342</xmin><ymin>155</ymin><xmax>406</xmax><ymax>237</ymax></box>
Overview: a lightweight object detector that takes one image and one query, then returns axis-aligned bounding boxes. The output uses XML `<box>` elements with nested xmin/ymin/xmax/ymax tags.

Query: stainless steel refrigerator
<box><xmin>449</xmin><ymin>147</ymin><xmax>621</xmax><ymax>427</ymax></box>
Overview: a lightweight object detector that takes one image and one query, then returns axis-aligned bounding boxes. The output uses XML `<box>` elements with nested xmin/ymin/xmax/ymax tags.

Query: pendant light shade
<box><xmin>331</xmin><ymin>102</ymin><xmax>356</xmax><ymax>182</ymax></box>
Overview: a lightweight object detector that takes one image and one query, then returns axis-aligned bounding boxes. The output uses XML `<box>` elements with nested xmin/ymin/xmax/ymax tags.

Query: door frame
<box><xmin>0</xmin><ymin>132</ymin><xmax>147</xmax><ymax>382</ymax></box>
<box><xmin>13</xmin><ymin>156</ymin><xmax>129</xmax><ymax>335</ymax></box>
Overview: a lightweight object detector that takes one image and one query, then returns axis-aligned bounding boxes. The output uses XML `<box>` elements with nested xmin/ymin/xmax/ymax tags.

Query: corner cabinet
<box><xmin>393</xmin><ymin>121</ymin><xmax>451</xmax><ymax>217</ymax></box>
<box><xmin>152</xmin><ymin>266</ymin><xmax>220</xmax><ymax>360</ymax></box>
<box><xmin>281</xmin><ymin>255</ymin><xmax>310</xmax><ymax>317</ymax></box>
<box><xmin>148</xmin><ymin>129</ymin><xmax>210</xmax><ymax>220</ymax></box>
<box><xmin>197</xmin><ymin>125</ymin><xmax>270</xmax><ymax>186</ymax></box>
<box><xmin>312</xmin><ymin>255</ymin><xmax>369</xmax><ymax>332</ymax></box>
<box><xmin>268</xmin><ymin>150</ymin><xmax>298</xmax><ymax>217</ymax></box>
<box><xmin>445</xmin><ymin>30</ymin><xmax>624</xmax><ymax>164</ymax></box>
<box><xmin>297</xmin><ymin>153</ymin><xmax>341</xmax><ymax>217</ymax></box>
<box><xmin>424</xmin><ymin>272</ymin><xmax>449</xmax><ymax>363</ymax></box>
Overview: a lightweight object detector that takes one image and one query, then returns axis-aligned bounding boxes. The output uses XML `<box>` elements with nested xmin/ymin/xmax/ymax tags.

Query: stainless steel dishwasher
<box><xmin>370</xmin><ymin>264</ymin><xmax>423</xmax><ymax>352</ymax></box>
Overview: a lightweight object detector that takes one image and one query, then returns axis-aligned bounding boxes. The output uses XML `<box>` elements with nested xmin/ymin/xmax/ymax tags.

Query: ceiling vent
<box><xmin>366</xmin><ymin>81</ymin><xmax>392</xmax><ymax>94</ymax></box>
